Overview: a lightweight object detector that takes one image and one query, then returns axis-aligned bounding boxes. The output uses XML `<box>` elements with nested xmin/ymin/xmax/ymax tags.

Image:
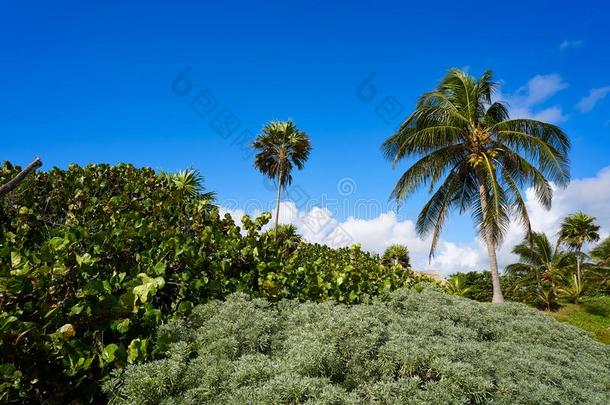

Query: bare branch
<box><xmin>0</xmin><ymin>157</ymin><xmax>42</xmax><ymax>197</ymax></box>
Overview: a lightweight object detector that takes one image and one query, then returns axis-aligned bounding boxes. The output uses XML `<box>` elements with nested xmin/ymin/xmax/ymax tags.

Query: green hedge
<box><xmin>105</xmin><ymin>289</ymin><xmax>610</xmax><ymax>404</ymax></box>
<box><xmin>0</xmin><ymin>163</ymin><xmax>423</xmax><ymax>403</ymax></box>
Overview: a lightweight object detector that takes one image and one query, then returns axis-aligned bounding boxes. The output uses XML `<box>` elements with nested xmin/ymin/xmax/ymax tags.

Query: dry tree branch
<box><xmin>0</xmin><ymin>157</ymin><xmax>42</xmax><ymax>197</ymax></box>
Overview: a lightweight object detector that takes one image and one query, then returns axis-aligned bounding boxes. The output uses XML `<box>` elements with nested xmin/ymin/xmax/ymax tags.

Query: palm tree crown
<box><xmin>559</xmin><ymin>212</ymin><xmax>600</xmax><ymax>252</ymax></box>
<box><xmin>382</xmin><ymin>244</ymin><xmax>411</xmax><ymax>269</ymax></box>
<box><xmin>558</xmin><ymin>211</ymin><xmax>600</xmax><ymax>285</ymax></box>
<box><xmin>382</xmin><ymin>68</ymin><xmax>570</xmax><ymax>303</ymax></box>
<box><xmin>252</xmin><ymin>120</ymin><xmax>312</xmax><ymax>231</ymax></box>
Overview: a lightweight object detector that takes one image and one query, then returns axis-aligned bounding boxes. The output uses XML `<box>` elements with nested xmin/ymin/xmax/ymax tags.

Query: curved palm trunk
<box><xmin>477</xmin><ymin>177</ymin><xmax>505</xmax><ymax>303</ymax></box>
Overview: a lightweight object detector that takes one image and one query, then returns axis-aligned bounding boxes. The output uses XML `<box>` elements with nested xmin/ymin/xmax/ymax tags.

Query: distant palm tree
<box><xmin>506</xmin><ymin>232</ymin><xmax>573</xmax><ymax>291</ymax></box>
<box><xmin>382</xmin><ymin>69</ymin><xmax>570</xmax><ymax>303</ymax></box>
<box><xmin>559</xmin><ymin>212</ymin><xmax>600</xmax><ymax>283</ymax></box>
<box><xmin>162</xmin><ymin>168</ymin><xmax>216</xmax><ymax>201</ymax></box>
<box><xmin>262</xmin><ymin>224</ymin><xmax>303</xmax><ymax>257</ymax></box>
<box><xmin>382</xmin><ymin>244</ymin><xmax>411</xmax><ymax>269</ymax></box>
<box><xmin>252</xmin><ymin>121</ymin><xmax>312</xmax><ymax>232</ymax></box>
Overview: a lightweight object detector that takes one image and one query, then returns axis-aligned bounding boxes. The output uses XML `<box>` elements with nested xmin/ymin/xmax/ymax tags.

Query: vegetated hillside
<box><xmin>0</xmin><ymin>163</ymin><xmax>423</xmax><ymax>403</ymax></box>
<box><xmin>552</xmin><ymin>297</ymin><xmax>610</xmax><ymax>344</ymax></box>
<box><xmin>105</xmin><ymin>289</ymin><xmax>610</xmax><ymax>405</ymax></box>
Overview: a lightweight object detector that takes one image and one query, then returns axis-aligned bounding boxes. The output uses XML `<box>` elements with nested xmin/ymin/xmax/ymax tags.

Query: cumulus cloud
<box><xmin>220</xmin><ymin>167</ymin><xmax>610</xmax><ymax>277</ymax></box>
<box><xmin>576</xmin><ymin>86</ymin><xmax>610</xmax><ymax>112</ymax></box>
<box><xmin>559</xmin><ymin>40</ymin><xmax>583</xmax><ymax>50</ymax></box>
<box><xmin>498</xmin><ymin>74</ymin><xmax>569</xmax><ymax>123</ymax></box>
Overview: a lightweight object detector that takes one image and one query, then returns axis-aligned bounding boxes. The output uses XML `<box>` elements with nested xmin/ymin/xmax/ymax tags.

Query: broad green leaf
<box><xmin>102</xmin><ymin>344</ymin><xmax>119</xmax><ymax>363</ymax></box>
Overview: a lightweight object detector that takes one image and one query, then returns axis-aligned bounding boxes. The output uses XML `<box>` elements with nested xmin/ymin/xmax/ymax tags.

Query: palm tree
<box><xmin>506</xmin><ymin>232</ymin><xmax>573</xmax><ymax>294</ymax></box>
<box><xmin>382</xmin><ymin>69</ymin><xmax>570</xmax><ymax>303</ymax></box>
<box><xmin>382</xmin><ymin>244</ymin><xmax>411</xmax><ymax>269</ymax></box>
<box><xmin>262</xmin><ymin>224</ymin><xmax>303</xmax><ymax>255</ymax></box>
<box><xmin>558</xmin><ymin>212</ymin><xmax>600</xmax><ymax>283</ymax></box>
<box><xmin>252</xmin><ymin>121</ymin><xmax>312</xmax><ymax>232</ymax></box>
<box><xmin>161</xmin><ymin>168</ymin><xmax>216</xmax><ymax>201</ymax></box>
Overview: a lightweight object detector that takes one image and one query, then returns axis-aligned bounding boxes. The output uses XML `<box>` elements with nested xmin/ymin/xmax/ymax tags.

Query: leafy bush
<box><xmin>446</xmin><ymin>271</ymin><xmax>493</xmax><ymax>302</ymax></box>
<box><xmin>105</xmin><ymin>289</ymin><xmax>610</xmax><ymax>404</ymax></box>
<box><xmin>0</xmin><ymin>163</ymin><xmax>425</xmax><ymax>403</ymax></box>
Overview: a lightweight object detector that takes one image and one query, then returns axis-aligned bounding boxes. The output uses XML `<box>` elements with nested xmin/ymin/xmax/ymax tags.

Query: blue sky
<box><xmin>2</xmin><ymin>0</ymin><xmax>610</xmax><ymax>272</ymax></box>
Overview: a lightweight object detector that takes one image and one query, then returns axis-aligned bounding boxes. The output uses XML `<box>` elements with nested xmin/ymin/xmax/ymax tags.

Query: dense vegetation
<box><xmin>2</xmin><ymin>68</ymin><xmax>608</xmax><ymax>404</ymax></box>
<box><xmin>105</xmin><ymin>289</ymin><xmax>610</xmax><ymax>404</ymax></box>
<box><xmin>0</xmin><ymin>163</ymin><xmax>423</xmax><ymax>403</ymax></box>
<box><xmin>446</xmin><ymin>231</ymin><xmax>610</xmax><ymax>308</ymax></box>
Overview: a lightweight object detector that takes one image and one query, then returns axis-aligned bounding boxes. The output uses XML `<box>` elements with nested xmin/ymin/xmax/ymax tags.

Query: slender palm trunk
<box><xmin>477</xmin><ymin>175</ymin><xmax>505</xmax><ymax>303</ymax></box>
<box><xmin>274</xmin><ymin>172</ymin><xmax>283</xmax><ymax>234</ymax></box>
<box><xmin>575</xmin><ymin>249</ymin><xmax>582</xmax><ymax>284</ymax></box>
<box><xmin>484</xmin><ymin>232</ymin><xmax>504</xmax><ymax>303</ymax></box>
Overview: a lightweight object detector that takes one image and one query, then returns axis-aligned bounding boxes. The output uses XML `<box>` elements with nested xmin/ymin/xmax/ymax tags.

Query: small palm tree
<box><xmin>162</xmin><ymin>168</ymin><xmax>216</xmax><ymax>201</ymax></box>
<box><xmin>252</xmin><ymin>121</ymin><xmax>312</xmax><ymax>232</ymax></box>
<box><xmin>382</xmin><ymin>69</ymin><xmax>570</xmax><ymax>303</ymax></box>
<box><xmin>262</xmin><ymin>224</ymin><xmax>303</xmax><ymax>256</ymax></box>
<box><xmin>559</xmin><ymin>212</ymin><xmax>600</xmax><ymax>283</ymax></box>
<box><xmin>557</xmin><ymin>274</ymin><xmax>585</xmax><ymax>304</ymax></box>
<box><xmin>382</xmin><ymin>244</ymin><xmax>411</xmax><ymax>269</ymax></box>
<box><xmin>506</xmin><ymin>232</ymin><xmax>573</xmax><ymax>293</ymax></box>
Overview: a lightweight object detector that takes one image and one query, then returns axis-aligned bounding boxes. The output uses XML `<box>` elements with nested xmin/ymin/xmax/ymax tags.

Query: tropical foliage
<box><xmin>382</xmin><ymin>68</ymin><xmax>570</xmax><ymax>303</ymax></box>
<box><xmin>105</xmin><ymin>290</ymin><xmax>610</xmax><ymax>404</ymax></box>
<box><xmin>444</xmin><ymin>274</ymin><xmax>472</xmax><ymax>297</ymax></box>
<box><xmin>505</xmin><ymin>232</ymin><xmax>575</xmax><ymax>308</ymax></box>
<box><xmin>0</xmin><ymin>163</ymin><xmax>426</xmax><ymax>403</ymax></box>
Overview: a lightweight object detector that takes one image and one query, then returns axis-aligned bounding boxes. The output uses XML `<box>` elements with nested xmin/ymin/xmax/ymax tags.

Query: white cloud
<box><xmin>220</xmin><ymin>168</ymin><xmax>610</xmax><ymax>278</ymax></box>
<box><xmin>498</xmin><ymin>74</ymin><xmax>569</xmax><ymax>123</ymax></box>
<box><xmin>520</xmin><ymin>74</ymin><xmax>569</xmax><ymax>105</ymax></box>
<box><xmin>576</xmin><ymin>86</ymin><xmax>610</xmax><ymax>112</ymax></box>
<box><xmin>559</xmin><ymin>40</ymin><xmax>583</xmax><ymax>50</ymax></box>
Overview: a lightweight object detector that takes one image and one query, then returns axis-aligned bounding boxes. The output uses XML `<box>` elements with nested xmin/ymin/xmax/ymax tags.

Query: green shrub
<box><xmin>106</xmin><ymin>289</ymin><xmax>610</xmax><ymax>404</ymax></box>
<box><xmin>446</xmin><ymin>271</ymin><xmax>493</xmax><ymax>302</ymax></box>
<box><xmin>0</xmin><ymin>162</ymin><xmax>425</xmax><ymax>403</ymax></box>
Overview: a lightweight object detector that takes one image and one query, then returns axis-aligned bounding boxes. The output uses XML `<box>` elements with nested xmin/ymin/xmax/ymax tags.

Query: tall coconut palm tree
<box><xmin>382</xmin><ymin>69</ymin><xmax>570</xmax><ymax>303</ymax></box>
<box><xmin>558</xmin><ymin>212</ymin><xmax>600</xmax><ymax>283</ymax></box>
<box><xmin>252</xmin><ymin>121</ymin><xmax>312</xmax><ymax>232</ymax></box>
